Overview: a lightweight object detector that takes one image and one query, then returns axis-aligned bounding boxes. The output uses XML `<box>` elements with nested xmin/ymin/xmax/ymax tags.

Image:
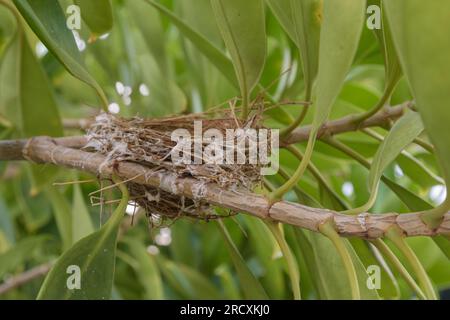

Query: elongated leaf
<box><xmin>122</xmin><ymin>237</ymin><xmax>163</xmax><ymax>299</ymax></box>
<box><xmin>37</xmin><ymin>188</ymin><xmax>128</xmax><ymax>300</ymax></box>
<box><xmin>19</xmin><ymin>34</ymin><xmax>63</xmax><ymax>137</ymax></box>
<box><xmin>128</xmin><ymin>0</ymin><xmax>167</xmax><ymax>73</ymax></box>
<box><xmin>433</xmin><ymin>235</ymin><xmax>450</xmax><ymax>261</ymax></box>
<box><xmin>313</xmin><ymin>0</ymin><xmax>365</xmax><ymax>130</ymax></box>
<box><xmin>363</xmin><ymin>111</ymin><xmax>424</xmax><ymax>211</ymax></box>
<box><xmin>215</xmin><ymin>265</ymin><xmax>241</xmax><ymax>299</ymax></box>
<box><xmin>129</xmin><ymin>2</ymin><xmax>186</xmax><ymax>115</ymax></box>
<box><xmin>138</xmin><ymin>54</ymin><xmax>187</xmax><ymax>116</ymax></box>
<box><xmin>144</xmin><ymin>0</ymin><xmax>237</xmax><ymax>87</ymax></box>
<box><xmin>74</xmin><ymin>0</ymin><xmax>113</xmax><ymax>36</ymax></box>
<box><xmin>211</xmin><ymin>0</ymin><xmax>266</xmax><ymax>103</ymax></box>
<box><xmin>294</xmin><ymin>229</ymin><xmax>379</xmax><ymax>299</ymax></box>
<box><xmin>156</xmin><ymin>256</ymin><xmax>222</xmax><ymax>299</ymax></box>
<box><xmin>369</xmin><ymin>0</ymin><xmax>402</xmax><ymax>93</ymax></box>
<box><xmin>13</xmin><ymin>0</ymin><xmax>108</xmax><ymax>108</ymax></box>
<box><xmin>349</xmin><ymin>238</ymin><xmax>399</xmax><ymax>299</ymax></box>
<box><xmin>217</xmin><ymin>220</ymin><xmax>269</xmax><ymax>299</ymax></box>
<box><xmin>241</xmin><ymin>215</ymin><xmax>286</xmax><ymax>299</ymax></box>
<box><xmin>46</xmin><ymin>188</ymin><xmax>72</xmax><ymax>250</ymax></box>
<box><xmin>176</xmin><ymin>0</ymin><xmax>231</xmax><ymax>107</ymax></box>
<box><xmin>266</xmin><ymin>0</ymin><xmax>321</xmax><ymax>98</ymax></box>
<box><xmin>0</xmin><ymin>236</ymin><xmax>48</xmax><ymax>278</ymax></box>
<box><xmin>384</xmin><ymin>1</ymin><xmax>450</xmax><ymax>187</ymax></box>
<box><xmin>72</xmin><ymin>184</ymin><xmax>94</xmax><ymax>243</ymax></box>
<box><xmin>0</xmin><ymin>28</ymin><xmax>62</xmax><ymax>191</ymax></box>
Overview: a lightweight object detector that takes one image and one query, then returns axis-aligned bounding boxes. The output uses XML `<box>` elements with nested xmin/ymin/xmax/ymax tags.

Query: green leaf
<box><xmin>19</xmin><ymin>37</ymin><xmax>62</xmax><ymax>137</ymax></box>
<box><xmin>0</xmin><ymin>197</ymin><xmax>15</xmax><ymax>245</ymax></box>
<box><xmin>348</xmin><ymin>111</ymin><xmax>424</xmax><ymax>213</ymax></box>
<box><xmin>211</xmin><ymin>0</ymin><xmax>266</xmax><ymax>106</ymax></box>
<box><xmin>72</xmin><ymin>184</ymin><xmax>94</xmax><ymax>243</ymax></box>
<box><xmin>433</xmin><ymin>235</ymin><xmax>450</xmax><ymax>261</ymax></box>
<box><xmin>13</xmin><ymin>0</ymin><xmax>108</xmax><ymax>109</ymax></box>
<box><xmin>0</xmin><ymin>27</ymin><xmax>62</xmax><ymax>191</ymax></box>
<box><xmin>128</xmin><ymin>0</ymin><xmax>167</xmax><ymax>73</ymax></box>
<box><xmin>266</xmin><ymin>0</ymin><xmax>322</xmax><ymax>98</ymax></box>
<box><xmin>264</xmin><ymin>222</ymin><xmax>301</xmax><ymax>299</ymax></box>
<box><xmin>129</xmin><ymin>3</ymin><xmax>187</xmax><ymax>116</ymax></box>
<box><xmin>313</xmin><ymin>0</ymin><xmax>365</xmax><ymax>130</ymax></box>
<box><xmin>143</xmin><ymin>0</ymin><xmax>237</xmax><ymax>87</ymax></box>
<box><xmin>215</xmin><ymin>265</ymin><xmax>241</xmax><ymax>299</ymax></box>
<box><xmin>13</xmin><ymin>178</ymin><xmax>52</xmax><ymax>232</ymax></box>
<box><xmin>0</xmin><ymin>235</ymin><xmax>48</xmax><ymax>278</ymax></box>
<box><xmin>74</xmin><ymin>0</ymin><xmax>113</xmax><ymax>37</ymax></box>
<box><xmin>349</xmin><ymin>238</ymin><xmax>400</xmax><ymax>299</ymax></box>
<box><xmin>241</xmin><ymin>215</ymin><xmax>286</xmax><ymax>299</ymax></box>
<box><xmin>37</xmin><ymin>184</ymin><xmax>128</xmax><ymax>300</ymax></box>
<box><xmin>156</xmin><ymin>255</ymin><xmax>223</xmax><ymax>299</ymax></box>
<box><xmin>369</xmin><ymin>0</ymin><xmax>402</xmax><ymax>94</ymax></box>
<box><xmin>122</xmin><ymin>237</ymin><xmax>164</xmax><ymax>299</ymax></box>
<box><xmin>217</xmin><ymin>220</ymin><xmax>269</xmax><ymax>299</ymax></box>
<box><xmin>270</xmin><ymin>0</ymin><xmax>365</xmax><ymax>201</ymax></box>
<box><xmin>384</xmin><ymin>1</ymin><xmax>450</xmax><ymax>189</ymax></box>
<box><xmin>46</xmin><ymin>188</ymin><xmax>72</xmax><ymax>250</ymax></box>
<box><xmin>137</xmin><ymin>53</ymin><xmax>187</xmax><ymax>116</ymax></box>
<box><xmin>294</xmin><ymin>229</ymin><xmax>379</xmax><ymax>299</ymax></box>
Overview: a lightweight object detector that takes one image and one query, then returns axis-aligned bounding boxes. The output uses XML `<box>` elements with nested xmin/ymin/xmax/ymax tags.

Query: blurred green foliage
<box><xmin>0</xmin><ymin>0</ymin><xmax>449</xmax><ymax>300</ymax></box>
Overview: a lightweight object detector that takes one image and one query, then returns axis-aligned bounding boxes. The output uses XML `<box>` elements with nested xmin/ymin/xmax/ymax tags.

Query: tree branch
<box><xmin>282</xmin><ymin>102</ymin><xmax>408</xmax><ymax>146</ymax></box>
<box><xmin>1</xmin><ymin>135</ymin><xmax>448</xmax><ymax>239</ymax></box>
<box><xmin>0</xmin><ymin>263</ymin><xmax>52</xmax><ymax>296</ymax></box>
<box><xmin>53</xmin><ymin>102</ymin><xmax>409</xmax><ymax>150</ymax></box>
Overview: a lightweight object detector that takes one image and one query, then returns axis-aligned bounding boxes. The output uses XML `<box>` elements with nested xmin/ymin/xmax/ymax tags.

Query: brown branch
<box><xmin>54</xmin><ymin>102</ymin><xmax>409</xmax><ymax>149</ymax></box>
<box><xmin>1</xmin><ymin>135</ymin><xmax>448</xmax><ymax>239</ymax></box>
<box><xmin>282</xmin><ymin>103</ymin><xmax>407</xmax><ymax>146</ymax></box>
<box><xmin>0</xmin><ymin>263</ymin><xmax>52</xmax><ymax>295</ymax></box>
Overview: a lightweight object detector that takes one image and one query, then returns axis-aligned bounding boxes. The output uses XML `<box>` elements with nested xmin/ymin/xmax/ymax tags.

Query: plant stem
<box><xmin>280</xmin><ymin>89</ymin><xmax>312</xmax><ymax>138</ymax></box>
<box><xmin>385</xmin><ymin>226</ymin><xmax>437</xmax><ymax>300</ymax></box>
<box><xmin>285</xmin><ymin>144</ymin><xmax>348</xmax><ymax>208</ymax></box>
<box><xmin>319</xmin><ymin>220</ymin><xmax>360</xmax><ymax>300</ymax></box>
<box><xmin>371</xmin><ymin>239</ymin><xmax>426</xmax><ymax>300</ymax></box>
<box><xmin>322</xmin><ymin>136</ymin><xmax>375</xmax><ymax>214</ymax></box>
<box><xmin>281</xmin><ymin>106</ymin><xmax>309</xmax><ymax>138</ymax></box>
<box><xmin>323</xmin><ymin>136</ymin><xmax>371</xmax><ymax>168</ymax></box>
<box><xmin>421</xmin><ymin>200</ymin><xmax>450</xmax><ymax>229</ymax></box>
<box><xmin>265</xmin><ymin>221</ymin><xmax>301</xmax><ymax>300</ymax></box>
<box><xmin>352</xmin><ymin>84</ymin><xmax>394</xmax><ymax>124</ymax></box>
<box><xmin>412</xmin><ymin>137</ymin><xmax>434</xmax><ymax>153</ymax></box>
<box><xmin>110</xmin><ymin>175</ymin><xmax>130</xmax><ymax>227</ymax></box>
<box><xmin>241</xmin><ymin>92</ymin><xmax>249</xmax><ymax>121</ymax></box>
<box><xmin>269</xmin><ymin>131</ymin><xmax>317</xmax><ymax>202</ymax></box>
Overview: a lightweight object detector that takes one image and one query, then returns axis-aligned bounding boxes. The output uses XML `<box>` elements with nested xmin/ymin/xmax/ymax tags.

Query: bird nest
<box><xmin>83</xmin><ymin>109</ymin><xmax>266</xmax><ymax>225</ymax></box>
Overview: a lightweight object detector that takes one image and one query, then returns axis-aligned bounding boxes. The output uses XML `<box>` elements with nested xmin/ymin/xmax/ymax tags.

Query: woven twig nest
<box><xmin>83</xmin><ymin>110</ymin><xmax>266</xmax><ymax>225</ymax></box>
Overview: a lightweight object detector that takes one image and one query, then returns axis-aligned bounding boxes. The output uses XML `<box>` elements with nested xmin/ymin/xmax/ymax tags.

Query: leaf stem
<box><xmin>412</xmin><ymin>137</ymin><xmax>434</xmax><ymax>153</ymax></box>
<box><xmin>385</xmin><ymin>226</ymin><xmax>437</xmax><ymax>300</ymax></box>
<box><xmin>322</xmin><ymin>136</ymin><xmax>374</xmax><ymax>214</ymax></box>
<box><xmin>241</xmin><ymin>93</ymin><xmax>249</xmax><ymax>121</ymax></box>
<box><xmin>352</xmin><ymin>83</ymin><xmax>394</xmax><ymax>124</ymax></box>
<box><xmin>421</xmin><ymin>200</ymin><xmax>450</xmax><ymax>230</ymax></box>
<box><xmin>269</xmin><ymin>131</ymin><xmax>317</xmax><ymax>202</ymax></box>
<box><xmin>264</xmin><ymin>221</ymin><xmax>301</xmax><ymax>300</ymax></box>
<box><xmin>280</xmin><ymin>88</ymin><xmax>312</xmax><ymax>138</ymax></box>
<box><xmin>319</xmin><ymin>220</ymin><xmax>360</xmax><ymax>300</ymax></box>
<box><xmin>371</xmin><ymin>239</ymin><xmax>426</xmax><ymax>300</ymax></box>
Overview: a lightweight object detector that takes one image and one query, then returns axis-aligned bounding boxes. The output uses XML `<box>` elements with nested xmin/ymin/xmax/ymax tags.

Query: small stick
<box><xmin>0</xmin><ymin>263</ymin><xmax>53</xmax><ymax>296</ymax></box>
